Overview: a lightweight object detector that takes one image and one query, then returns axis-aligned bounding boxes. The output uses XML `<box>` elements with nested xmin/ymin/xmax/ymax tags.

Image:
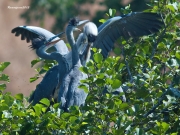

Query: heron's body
<box><xmin>12</xmin><ymin>26</ymin><xmax>71</xmax><ymax>104</ymax></box>
<box><xmin>58</xmin><ymin>18</ymin><xmax>90</xmax><ymax>110</ymax></box>
<box><xmin>59</xmin><ymin>60</ymin><xmax>88</xmax><ymax>110</ymax></box>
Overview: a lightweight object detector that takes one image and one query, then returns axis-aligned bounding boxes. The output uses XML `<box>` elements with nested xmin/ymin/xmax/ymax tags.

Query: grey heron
<box><xmin>11</xmin><ymin>26</ymin><xmax>70</xmax><ymax>104</ymax></box>
<box><xmin>58</xmin><ymin>12</ymin><xmax>163</xmax><ymax>110</ymax></box>
<box><xmin>11</xmin><ymin>21</ymin><xmax>88</xmax><ymax>105</ymax></box>
<box><xmin>69</xmin><ymin>12</ymin><xmax>163</xmax><ymax>105</ymax></box>
<box><xmin>58</xmin><ymin>18</ymin><xmax>91</xmax><ymax>111</ymax></box>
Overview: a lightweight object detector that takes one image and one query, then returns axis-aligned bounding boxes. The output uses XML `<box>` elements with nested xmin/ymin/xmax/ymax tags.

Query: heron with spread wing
<box><xmin>11</xmin><ymin>23</ymin><xmax>87</xmax><ymax>105</ymax></box>
<box><xmin>12</xmin><ymin>11</ymin><xmax>163</xmax><ymax>109</ymax></box>
<box><xmin>71</xmin><ymin>12</ymin><xmax>163</xmax><ymax>104</ymax></box>
<box><xmin>80</xmin><ymin>12</ymin><xmax>164</xmax><ymax>58</ymax></box>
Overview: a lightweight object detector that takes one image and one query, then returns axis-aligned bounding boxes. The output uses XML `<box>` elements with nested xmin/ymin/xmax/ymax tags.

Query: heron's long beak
<box><xmin>46</xmin><ymin>32</ymin><xmax>65</xmax><ymax>42</ymax></box>
<box><xmin>74</xmin><ymin>28</ymin><xmax>81</xmax><ymax>32</ymax></box>
<box><xmin>46</xmin><ymin>31</ymin><xmax>65</xmax><ymax>45</ymax></box>
<box><xmin>46</xmin><ymin>39</ymin><xmax>61</xmax><ymax>45</ymax></box>
<box><xmin>78</xmin><ymin>20</ymin><xmax>89</xmax><ymax>26</ymax></box>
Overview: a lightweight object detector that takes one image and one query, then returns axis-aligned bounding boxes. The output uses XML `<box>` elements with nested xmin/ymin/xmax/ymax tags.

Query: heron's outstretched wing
<box><xmin>93</xmin><ymin>12</ymin><xmax>164</xmax><ymax>57</ymax></box>
<box><xmin>11</xmin><ymin>26</ymin><xmax>46</xmax><ymax>43</ymax></box>
<box><xmin>12</xmin><ymin>26</ymin><xmax>69</xmax><ymax>55</ymax></box>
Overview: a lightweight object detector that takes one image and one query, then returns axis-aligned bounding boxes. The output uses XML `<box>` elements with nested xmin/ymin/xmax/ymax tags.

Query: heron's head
<box><xmin>83</xmin><ymin>22</ymin><xmax>98</xmax><ymax>43</ymax></box>
<box><xmin>78</xmin><ymin>22</ymin><xmax>98</xmax><ymax>56</ymax></box>
<box><xmin>68</xmin><ymin>17</ymin><xmax>89</xmax><ymax>29</ymax></box>
<box><xmin>29</xmin><ymin>32</ymin><xmax>64</xmax><ymax>50</ymax></box>
<box><xmin>29</xmin><ymin>37</ymin><xmax>46</xmax><ymax>50</ymax></box>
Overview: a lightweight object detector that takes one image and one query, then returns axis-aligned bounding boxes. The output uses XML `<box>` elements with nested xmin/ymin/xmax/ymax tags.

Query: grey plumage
<box><xmin>93</xmin><ymin>12</ymin><xmax>164</xmax><ymax>58</ymax></box>
<box><xmin>12</xmin><ymin>26</ymin><xmax>69</xmax><ymax>105</ymax></box>
<box><xmin>58</xmin><ymin>18</ymin><xmax>89</xmax><ymax>111</ymax></box>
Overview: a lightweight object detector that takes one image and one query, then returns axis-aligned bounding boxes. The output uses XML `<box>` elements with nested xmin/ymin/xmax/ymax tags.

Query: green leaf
<box><xmin>0</xmin><ymin>62</ymin><xmax>10</xmax><ymax>72</ymax></box>
<box><xmin>15</xmin><ymin>93</ymin><xmax>23</xmax><ymax>101</ymax></box>
<box><xmin>39</xmin><ymin>69</ymin><xmax>47</xmax><ymax>74</ymax></box>
<box><xmin>53</xmin><ymin>103</ymin><xmax>60</xmax><ymax>109</ymax></box>
<box><xmin>69</xmin><ymin>116</ymin><xmax>77</xmax><ymax>123</ymax></box>
<box><xmin>143</xmin><ymin>73</ymin><xmax>150</xmax><ymax>79</ymax></box>
<box><xmin>0</xmin><ymin>74</ymin><xmax>10</xmax><ymax>82</ymax></box>
<box><xmin>40</xmin><ymin>98</ymin><xmax>50</xmax><ymax>106</ymax></box>
<box><xmin>112</xmin><ymin>9</ymin><xmax>116</xmax><ymax>17</ymax></box>
<box><xmin>79</xmin><ymin>67</ymin><xmax>88</xmax><ymax>74</ymax></box>
<box><xmin>175</xmin><ymin>51</ymin><xmax>180</xmax><ymax>59</ymax></box>
<box><xmin>171</xmin><ymin>133</ymin><xmax>178</xmax><ymax>135</ymax></box>
<box><xmin>99</xmin><ymin>19</ymin><xmax>106</xmax><ymax>23</ymax></box>
<box><xmin>0</xmin><ymin>83</ymin><xmax>6</xmax><ymax>91</ymax></box>
<box><xmin>175</xmin><ymin>14</ymin><xmax>180</xmax><ymax>21</ymax></box>
<box><xmin>157</xmin><ymin>42</ymin><xmax>166</xmax><ymax>50</ymax></box>
<box><xmin>33</xmin><ymin>104</ymin><xmax>42</xmax><ymax>116</ymax></box>
<box><xmin>136</xmin><ymin>89</ymin><xmax>149</xmax><ymax>98</ymax></box>
<box><xmin>93</xmin><ymin>53</ymin><xmax>103</xmax><ymax>63</ymax></box>
<box><xmin>111</xmin><ymin>79</ymin><xmax>121</xmax><ymax>89</ymax></box>
<box><xmin>42</xmin><ymin>107</ymin><xmax>47</xmax><ymax>113</ymax></box>
<box><xmin>166</xmin><ymin>5</ymin><xmax>175</xmax><ymax>12</ymax></box>
<box><xmin>109</xmin><ymin>8</ymin><xmax>116</xmax><ymax>17</ymax></box>
<box><xmin>30</xmin><ymin>76</ymin><xmax>39</xmax><ymax>83</ymax></box>
<box><xmin>162</xmin><ymin>122</ymin><xmax>169</xmax><ymax>131</ymax></box>
<box><xmin>95</xmin><ymin>78</ymin><xmax>105</xmax><ymax>85</ymax></box>
<box><xmin>118</xmin><ymin>63</ymin><xmax>125</xmax><ymax>70</ymax></box>
<box><xmin>31</xmin><ymin>58</ymin><xmax>41</xmax><ymax>67</ymax></box>
<box><xmin>107</xmin><ymin>109</ymin><xmax>115</xmax><ymax>114</ymax></box>
<box><xmin>82</xmin><ymin>122</ymin><xmax>88</xmax><ymax>125</ymax></box>
<box><xmin>92</xmin><ymin>48</ymin><xmax>97</xmax><ymax>53</ymax></box>
<box><xmin>114</xmin><ymin>47</ymin><xmax>121</xmax><ymax>55</ymax></box>
<box><xmin>109</xmin><ymin>8</ymin><xmax>112</xmax><ymax>16</ymax></box>
<box><xmin>0</xmin><ymin>104</ymin><xmax>9</xmax><ymax>111</ymax></box>
<box><xmin>119</xmin><ymin>103</ymin><xmax>129</xmax><ymax>110</ymax></box>
<box><xmin>61</xmin><ymin>113</ymin><xmax>71</xmax><ymax>119</ymax></box>
<box><xmin>78</xmin><ymin>84</ymin><xmax>89</xmax><ymax>93</ymax></box>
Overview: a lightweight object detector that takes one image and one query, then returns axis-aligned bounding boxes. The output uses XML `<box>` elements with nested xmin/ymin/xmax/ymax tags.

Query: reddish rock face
<box><xmin>0</xmin><ymin>0</ymin><xmax>40</xmax><ymax>96</ymax></box>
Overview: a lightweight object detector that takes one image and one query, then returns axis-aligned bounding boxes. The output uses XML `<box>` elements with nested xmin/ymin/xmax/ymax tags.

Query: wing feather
<box><xmin>12</xmin><ymin>26</ymin><xmax>42</xmax><ymax>42</ymax></box>
<box><xmin>93</xmin><ymin>12</ymin><xmax>164</xmax><ymax>57</ymax></box>
<box><xmin>12</xmin><ymin>26</ymin><xmax>69</xmax><ymax>55</ymax></box>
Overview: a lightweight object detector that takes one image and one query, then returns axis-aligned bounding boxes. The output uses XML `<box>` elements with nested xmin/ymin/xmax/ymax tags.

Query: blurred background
<box><xmin>0</xmin><ymin>0</ymin><xmax>149</xmax><ymax>97</ymax></box>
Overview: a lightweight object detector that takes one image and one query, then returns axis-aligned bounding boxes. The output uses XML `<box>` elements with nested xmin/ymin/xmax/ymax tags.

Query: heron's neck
<box><xmin>36</xmin><ymin>46</ymin><xmax>55</xmax><ymax>60</ymax></box>
<box><xmin>66</xmin><ymin>25</ymin><xmax>75</xmax><ymax>48</ymax></box>
<box><xmin>66</xmin><ymin>25</ymin><xmax>79</xmax><ymax>66</ymax></box>
<box><xmin>82</xmin><ymin>43</ymin><xmax>92</xmax><ymax>66</ymax></box>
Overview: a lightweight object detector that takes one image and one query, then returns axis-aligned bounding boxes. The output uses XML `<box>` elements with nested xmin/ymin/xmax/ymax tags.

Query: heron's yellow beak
<box><xmin>46</xmin><ymin>39</ymin><xmax>61</xmax><ymax>46</ymax></box>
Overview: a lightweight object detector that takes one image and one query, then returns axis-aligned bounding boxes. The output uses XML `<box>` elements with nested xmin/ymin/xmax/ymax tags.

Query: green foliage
<box><xmin>0</xmin><ymin>62</ymin><xmax>10</xmax><ymax>92</ymax></box>
<box><xmin>1</xmin><ymin>0</ymin><xmax>180</xmax><ymax>134</ymax></box>
<box><xmin>30</xmin><ymin>58</ymin><xmax>57</xmax><ymax>83</ymax></box>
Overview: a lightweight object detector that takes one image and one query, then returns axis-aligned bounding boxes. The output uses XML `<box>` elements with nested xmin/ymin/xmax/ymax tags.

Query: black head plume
<box><xmin>68</xmin><ymin>17</ymin><xmax>79</xmax><ymax>26</ymax></box>
<box><xmin>29</xmin><ymin>37</ymin><xmax>46</xmax><ymax>50</ymax></box>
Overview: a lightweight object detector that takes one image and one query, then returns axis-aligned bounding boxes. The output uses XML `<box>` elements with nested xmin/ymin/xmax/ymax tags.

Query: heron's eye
<box><xmin>30</xmin><ymin>38</ymin><xmax>46</xmax><ymax>49</ymax></box>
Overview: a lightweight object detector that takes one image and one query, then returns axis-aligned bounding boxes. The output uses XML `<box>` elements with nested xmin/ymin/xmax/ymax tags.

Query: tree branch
<box><xmin>121</xmin><ymin>46</ymin><xmax>133</xmax><ymax>83</ymax></box>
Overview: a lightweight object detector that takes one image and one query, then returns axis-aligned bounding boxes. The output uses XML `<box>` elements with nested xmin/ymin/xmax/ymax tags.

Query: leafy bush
<box><xmin>1</xmin><ymin>0</ymin><xmax>180</xmax><ymax>134</ymax></box>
